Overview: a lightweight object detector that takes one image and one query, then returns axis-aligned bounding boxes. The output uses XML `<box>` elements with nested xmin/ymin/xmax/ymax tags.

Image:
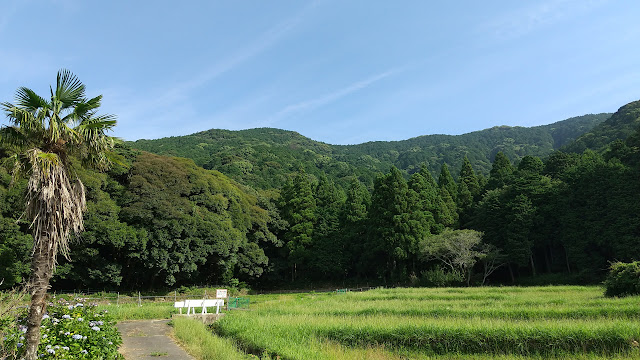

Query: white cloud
<box><xmin>263</xmin><ymin>68</ymin><xmax>400</xmax><ymax>126</ymax></box>
<box><xmin>483</xmin><ymin>0</ymin><xmax>609</xmax><ymax>40</ymax></box>
<box><xmin>103</xmin><ymin>2</ymin><xmax>320</xmax><ymax>140</ymax></box>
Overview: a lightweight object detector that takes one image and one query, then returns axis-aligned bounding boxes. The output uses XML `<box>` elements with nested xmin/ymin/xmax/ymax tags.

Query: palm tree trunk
<box><xmin>24</xmin><ymin>238</ymin><xmax>54</xmax><ymax>360</ymax></box>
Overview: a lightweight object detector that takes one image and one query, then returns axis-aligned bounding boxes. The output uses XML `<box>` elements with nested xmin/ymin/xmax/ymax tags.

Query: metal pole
<box><xmin>138</xmin><ymin>292</ymin><xmax>141</xmax><ymax>307</ymax></box>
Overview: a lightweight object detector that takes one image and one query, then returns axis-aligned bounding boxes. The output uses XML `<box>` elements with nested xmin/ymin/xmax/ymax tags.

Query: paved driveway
<box><xmin>117</xmin><ymin>319</ymin><xmax>195</xmax><ymax>360</ymax></box>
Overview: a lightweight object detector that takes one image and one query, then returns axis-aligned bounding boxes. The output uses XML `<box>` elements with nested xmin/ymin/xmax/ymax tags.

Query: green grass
<box><xmin>172</xmin><ymin>317</ymin><xmax>249</xmax><ymax>359</ymax></box>
<box><xmin>99</xmin><ymin>302</ymin><xmax>176</xmax><ymax>321</ymax></box>
<box><xmin>212</xmin><ymin>286</ymin><xmax>640</xmax><ymax>359</ymax></box>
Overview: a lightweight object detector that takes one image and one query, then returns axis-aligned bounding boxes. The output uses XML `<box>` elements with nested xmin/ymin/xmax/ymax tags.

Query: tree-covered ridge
<box><xmin>0</xmin><ymin>146</ymin><xmax>281</xmax><ymax>290</ymax></box>
<box><xmin>130</xmin><ymin>114</ymin><xmax>609</xmax><ymax>190</ymax></box>
<box><xmin>4</xmin><ymin>95</ymin><xmax>640</xmax><ymax>291</ymax></box>
<box><xmin>562</xmin><ymin>100</ymin><xmax>640</xmax><ymax>153</ymax></box>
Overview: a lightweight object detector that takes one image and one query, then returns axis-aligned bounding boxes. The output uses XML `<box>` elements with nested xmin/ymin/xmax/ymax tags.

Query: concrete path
<box><xmin>117</xmin><ymin>319</ymin><xmax>195</xmax><ymax>360</ymax></box>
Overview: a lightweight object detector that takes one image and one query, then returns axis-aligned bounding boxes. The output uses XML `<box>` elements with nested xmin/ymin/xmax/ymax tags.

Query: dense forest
<box><xmin>1</xmin><ymin>101</ymin><xmax>638</xmax><ymax>290</ymax></box>
<box><xmin>131</xmin><ymin>114</ymin><xmax>609</xmax><ymax>190</ymax></box>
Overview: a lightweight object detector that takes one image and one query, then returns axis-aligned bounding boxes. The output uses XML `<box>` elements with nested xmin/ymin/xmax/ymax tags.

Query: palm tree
<box><xmin>0</xmin><ymin>69</ymin><xmax>116</xmax><ymax>360</ymax></box>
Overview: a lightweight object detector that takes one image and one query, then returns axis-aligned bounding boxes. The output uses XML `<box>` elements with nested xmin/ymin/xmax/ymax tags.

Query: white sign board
<box><xmin>216</xmin><ymin>289</ymin><xmax>228</xmax><ymax>298</ymax></box>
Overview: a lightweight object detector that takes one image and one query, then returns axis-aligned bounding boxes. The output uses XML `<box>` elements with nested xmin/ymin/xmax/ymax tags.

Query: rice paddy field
<box><xmin>211</xmin><ymin>286</ymin><xmax>640</xmax><ymax>359</ymax></box>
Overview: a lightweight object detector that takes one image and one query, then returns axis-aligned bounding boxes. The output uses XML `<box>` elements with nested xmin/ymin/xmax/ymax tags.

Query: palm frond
<box><xmin>15</xmin><ymin>87</ymin><xmax>50</xmax><ymax>112</ymax></box>
<box><xmin>55</xmin><ymin>69</ymin><xmax>85</xmax><ymax>107</ymax></box>
<box><xmin>0</xmin><ymin>126</ymin><xmax>29</xmax><ymax>149</ymax></box>
<box><xmin>104</xmin><ymin>149</ymin><xmax>128</xmax><ymax>168</ymax></box>
<box><xmin>1</xmin><ymin>103</ymin><xmax>46</xmax><ymax>136</ymax></box>
<box><xmin>78</xmin><ymin>115</ymin><xmax>117</xmax><ymax>130</ymax></box>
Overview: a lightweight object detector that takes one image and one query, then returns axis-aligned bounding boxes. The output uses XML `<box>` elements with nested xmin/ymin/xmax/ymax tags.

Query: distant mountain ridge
<box><xmin>562</xmin><ymin>100</ymin><xmax>640</xmax><ymax>153</ymax></box>
<box><xmin>131</xmin><ymin>113</ymin><xmax>610</xmax><ymax>190</ymax></box>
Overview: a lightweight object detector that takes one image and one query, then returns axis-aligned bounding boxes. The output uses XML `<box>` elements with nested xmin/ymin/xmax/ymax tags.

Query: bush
<box><xmin>1</xmin><ymin>297</ymin><xmax>123</xmax><ymax>359</ymax></box>
<box><xmin>604</xmin><ymin>261</ymin><xmax>640</xmax><ymax>297</ymax></box>
<box><xmin>421</xmin><ymin>266</ymin><xmax>464</xmax><ymax>287</ymax></box>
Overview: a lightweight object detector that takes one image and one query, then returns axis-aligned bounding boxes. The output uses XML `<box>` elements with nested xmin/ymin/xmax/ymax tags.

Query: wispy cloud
<box><xmin>484</xmin><ymin>0</ymin><xmax>608</xmax><ymax>40</ymax></box>
<box><xmin>263</xmin><ymin>68</ymin><xmax>400</xmax><ymax>126</ymax></box>
<box><xmin>105</xmin><ymin>1</ymin><xmax>320</xmax><ymax>140</ymax></box>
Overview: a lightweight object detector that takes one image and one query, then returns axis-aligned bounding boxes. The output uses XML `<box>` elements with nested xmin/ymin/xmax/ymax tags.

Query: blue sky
<box><xmin>1</xmin><ymin>1</ymin><xmax>639</xmax><ymax>145</ymax></box>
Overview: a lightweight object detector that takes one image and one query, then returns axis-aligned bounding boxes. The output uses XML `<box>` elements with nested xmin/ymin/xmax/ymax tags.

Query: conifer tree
<box><xmin>280</xmin><ymin>170</ymin><xmax>316</xmax><ymax>281</ymax></box>
<box><xmin>310</xmin><ymin>174</ymin><xmax>345</xmax><ymax>278</ymax></box>
<box><xmin>342</xmin><ymin>178</ymin><xmax>370</xmax><ymax>277</ymax></box>
<box><xmin>433</xmin><ymin>187</ymin><xmax>456</xmax><ymax>229</ymax></box>
<box><xmin>487</xmin><ymin>151</ymin><xmax>514</xmax><ymax>190</ymax></box>
<box><xmin>368</xmin><ymin>167</ymin><xmax>415</xmax><ymax>280</ymax></box>
<box><xmin>458</xmin><ymin>156</ymin><xmax>481</xmax><ymax>198</ymax></box>
<box><xmin>438</xmin><ymin>163</ymin><xmax>457</xmax><ymax>200</ymax></box>
<box><xmin>406</xmin><ymin>169</ymin><xmax>436</xmax><ymax>269</ymax></box>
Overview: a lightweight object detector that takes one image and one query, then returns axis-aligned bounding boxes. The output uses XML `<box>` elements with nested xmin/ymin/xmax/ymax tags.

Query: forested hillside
<box><xmin>563</xmin><ymin>100</ymin><xmax>640</xmax><ymax>153</ymax></box>
<box><xmin>0</xmin><ymin>146</ymin><xmax>280</xmax><ymax>289</ymax></box>
<box><xmin>2</xmin><ymin>100</ymin><xmax>639</xmax><ymax>291</ymax></box>
<box><xmin>131</xmin><ymin>114</ymin><xmax>609</xmax><ymax>190</ymax></box>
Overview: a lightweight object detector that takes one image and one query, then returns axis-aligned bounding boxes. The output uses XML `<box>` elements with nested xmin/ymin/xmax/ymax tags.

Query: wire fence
<box><xmin>52</xmin><ymin>290</ymin><xmax>230</xmax><ymax>306</ymax></box>
<box><xmin>48</xmin><ymin>285</ymin><xmax>383</xmax><ymax>308</ymax></box>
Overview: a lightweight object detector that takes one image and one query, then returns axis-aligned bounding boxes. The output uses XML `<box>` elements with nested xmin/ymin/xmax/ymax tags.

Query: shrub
<box><xmin>1</xmin><ymin>297</ymin><xmax>123</xmax><ymax>359</ymax></box>
<box><xmin>604</xmin><ymin>261</ymin><xmax>640</xmax><ymax>297</ymax></box>
<box><xmin>421</xmin><ymin>266</ymin><xmax>464</xmax><ymax>287</ymax></box>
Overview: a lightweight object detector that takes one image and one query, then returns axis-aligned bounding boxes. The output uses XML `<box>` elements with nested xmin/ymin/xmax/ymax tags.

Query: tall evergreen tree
<box><xmin>458</xmin><ymin>155</ymin><xmax>481</xmax><ymax>198</ymax></box>
<box><xmin>438</xmin><ymin>163</ymin><xmax>457</xmax><ymax>200</ymax></box>
<box><xmin>406</xmin><ymin>168</ymin><xmax>437</xmax><ymax>268</ymax></box>
<box><xmin>310</xmin><ymin>174</ymin><xmax>345</xmax><ymax>278</ymax></box>
<box><xmin>342</xmin><ymin>178</ymin><xmax>370</xmax><ymax>277</ymax></box>
<box><xmin>279</xmin><ymin>170</ymin><xmax>316</xmax><ymax>281</ymax></box>
<box><xmin>487</xmin><ymin>152</ymin><xmax>514</xmax><ymax>190</ymax></box>
<box><xmin>368</xmin><ymin>167</ymin><xmax>416</xmax><ymax>280</ymax></box>
<box><xmin>436</xmin><ymin>187</ymin><xmax>458</xmax><ymax>229</ymax></box>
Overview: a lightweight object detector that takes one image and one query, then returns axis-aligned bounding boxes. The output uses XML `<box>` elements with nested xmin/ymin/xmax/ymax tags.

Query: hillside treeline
<box><xmin>132</xmin><ymin>114</ymin><xmax>610</xmax><ymax>191</ymax></box>
<box><xmin>1</xmin><ymin>104</ymin><xmax>638</xmax><ymax>290</ymax></box>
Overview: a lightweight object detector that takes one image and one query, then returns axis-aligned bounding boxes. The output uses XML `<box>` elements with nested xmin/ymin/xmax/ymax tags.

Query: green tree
<box><xmin>310</xmin><ymin>174</ymin><xmax>345</xmax><ymax>279</ymax></box>
<box><xmin>280</xmin><ymin>170</ymin><xmax>316</xmax><ymax>281</ymax></box>
<box><xmin>368</xmin><ymin>167</ymin><xmax>418</xmax><ymax>280</ymax></box>
<box><xmin>419</xmin><ymin>229</ymin><xmax>484</xmax><ymax>286</ymax></box>
<box><xmin>0</xmin><ymin>70</ymin><xmax>116</xmax><ymax>360</ymax></box>
<box><xmin>458</xmin><ymin>155</ymin><xmax>480</xmax><ymax>198</ymax></box>
<box><xmin>487</xmin><ymin>151</ymin><xmax>514</xmax><ymax>190</ymax></box>
<box><xmin>438</xmin><ymin>163</ymin><xmax>457</xmax><ymax>200</ymax></box>
<box><xmin>341</xmin><ymin>177</ymin><xmax>371</xmax><ymax>277</ymax></box>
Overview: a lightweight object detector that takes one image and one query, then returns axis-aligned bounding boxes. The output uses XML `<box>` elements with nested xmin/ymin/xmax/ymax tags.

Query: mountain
<box><xmin>562</xmin><ymin>100</ymin><xmax>640</xmax><ymax>153</ymax></box>
<box><xmin>130</xmin><ymin>113</ymin><xmax>610</xmax><ymax>190</ymax></box>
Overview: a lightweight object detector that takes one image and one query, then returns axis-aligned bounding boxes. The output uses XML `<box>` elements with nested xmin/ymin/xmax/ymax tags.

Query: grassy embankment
<box><xmin>210</xmin><ymin>286</ymin><xmax>640</xmax><ymax>359</ymax></box>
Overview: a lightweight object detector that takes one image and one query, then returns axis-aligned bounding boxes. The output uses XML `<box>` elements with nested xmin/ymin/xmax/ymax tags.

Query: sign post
<box><xmin>216</xmin><ymin>289</ymin><xmax>228</xmax><ymax>311</ymax></box>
